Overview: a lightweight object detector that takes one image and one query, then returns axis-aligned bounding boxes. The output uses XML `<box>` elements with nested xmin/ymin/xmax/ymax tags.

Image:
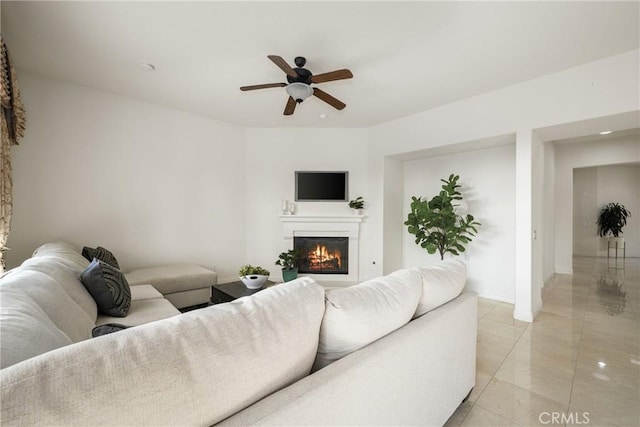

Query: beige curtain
<box><xmin>1</xmin><ymin>37</ymin><xmax>26</xmax><ymax>272</ymax></box>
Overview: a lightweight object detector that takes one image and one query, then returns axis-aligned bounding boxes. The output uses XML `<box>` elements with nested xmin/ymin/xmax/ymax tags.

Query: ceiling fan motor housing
<box><xmin>287</xmin><ymin>67</ymin><xmax>313</xmax><ymax>85</ymax></box>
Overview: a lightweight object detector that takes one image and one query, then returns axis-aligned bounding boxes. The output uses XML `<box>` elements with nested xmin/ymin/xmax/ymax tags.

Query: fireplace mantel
<box><xmin>279</xmin><ymin>214</ymin><xmax>363</xmax><ymax>283</ymax></box>
<box><xmin>279</xmin><ymin>215</ymin><xmax>364</xmax><ymax>223</ymax></box>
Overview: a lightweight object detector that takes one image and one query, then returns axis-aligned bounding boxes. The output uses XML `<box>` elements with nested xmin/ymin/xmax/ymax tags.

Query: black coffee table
<box><xmin>210</xmin><ymin>280</ymin><xmax>276</xmax><ymax>304</ymax></box>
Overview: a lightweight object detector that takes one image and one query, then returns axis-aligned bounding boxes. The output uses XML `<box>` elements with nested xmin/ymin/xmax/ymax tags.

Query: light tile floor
<box><xmin>445</xmin><ymin>257</ymin><xmax>640</xmax><ymax>427</ymax></box>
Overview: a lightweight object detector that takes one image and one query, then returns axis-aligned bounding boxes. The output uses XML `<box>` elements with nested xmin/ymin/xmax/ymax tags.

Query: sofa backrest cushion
<box><xmin>413</xmin><ymin>260</ymin><xmax>467</xmax><ymax>318</ymax></box>
<box><xmin>313</xmin><ymin>268</ymin><xmax>422</xmax><ymax>370</ymax></box>
<box><xmin>32</xmin><ymin>241</ymin><xmax>90</xmax><ymax>271</ymax></box>
<box><xmin>0</xmin><ymin>269</ymin><xmax>94</xmax><ymax>344</ymax></box>
<box><xmin>0</xmin><ymin>288</ymin><xmax>73</xmax><ymax>369</ymax></box>
<box><xmin>18</xmin><ymin>253</ymin><xmax>98</xmax><ymax>322</ymax></box>
<box><xmin>0</xmin><ymin>277</ymin><xmax>326</xmax><ymax>426</ymax></box>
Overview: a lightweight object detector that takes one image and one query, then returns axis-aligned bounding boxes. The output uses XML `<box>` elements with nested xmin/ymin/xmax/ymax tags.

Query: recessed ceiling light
<box><xmin>319</xmin><ymin>113</ymin><xmax>327</xmax><ymax>119</ymax></box>
<box><xmin>599</xmin><ymin>130</ymin><xmax>612</xmax><ymax>135</ymax></box>
<box><xmin>139</xmin><ymin>62</ymin><xmax>156</xmax><ymax>72</ymax></box>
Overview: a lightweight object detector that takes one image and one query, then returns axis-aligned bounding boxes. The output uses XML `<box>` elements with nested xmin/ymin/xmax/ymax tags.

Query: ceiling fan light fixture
<box><xmin>286</xmin><ymin>82</ymin><xmax>313</xmax><ymax>103</ymax></box>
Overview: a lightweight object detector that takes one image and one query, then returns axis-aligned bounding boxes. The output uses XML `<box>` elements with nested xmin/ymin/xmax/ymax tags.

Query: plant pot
<box><xmin>353</xmin><ymin>208</ymin><xmax>363</xmax><ymax>216</ymax></box>
<box><xmin>609</xmin><ymin>237</ymin><xmax>625</xmax><ymax>247</ymax></box>
<box><xmin>282</xmin><ymin>268</ymin><xmax>299</xmax><ymax>283</ymax></box>
<box><xmin>240</xmin><ymin>274</ymin><xmax>269</xmax><ymax>289</ymax></box>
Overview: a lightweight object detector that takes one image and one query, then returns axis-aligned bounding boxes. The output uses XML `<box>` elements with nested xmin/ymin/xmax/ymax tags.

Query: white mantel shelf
<box><xmin>279</xmin><ymin>215</ymin><xmax>364</xmax><ymax>223</ymax></box>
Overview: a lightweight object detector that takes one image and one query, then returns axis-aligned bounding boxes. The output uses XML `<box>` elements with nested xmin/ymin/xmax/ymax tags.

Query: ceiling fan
<box><xmin>240</xmin><ymin>55</ymin><xmax>353</xmax><ymax>116</ymax></box>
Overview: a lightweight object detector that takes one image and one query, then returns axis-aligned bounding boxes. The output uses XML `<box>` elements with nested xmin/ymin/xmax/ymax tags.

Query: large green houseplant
<box><xmin>597</xmin><ymin>202</ymin><xmax>631</xmax><ymax>238</ymax></box>
<box><xmin>404</xmin><ymin>174</ymin><xmax>480</xmax><ymax>260</ymax></box>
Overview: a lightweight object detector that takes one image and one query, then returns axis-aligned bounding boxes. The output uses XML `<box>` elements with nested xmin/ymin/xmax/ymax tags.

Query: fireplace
<box><xmin>280</xmin><ymin>214</ymin><xmax>363</xmax><ymax>283</ymax></box>
<box><xmin>294</xmin><ymin>236</ymin><xmax>348</xmax><ymax>274</ymax></box>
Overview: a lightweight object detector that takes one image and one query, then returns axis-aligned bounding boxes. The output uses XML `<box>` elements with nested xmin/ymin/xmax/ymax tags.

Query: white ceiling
<box><xmin>2</xmin><ymin>1</ymin><xmax>639</xmax><ymax>128</ymax></box>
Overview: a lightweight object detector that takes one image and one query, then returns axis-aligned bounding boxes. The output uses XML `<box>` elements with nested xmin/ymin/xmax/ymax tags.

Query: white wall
<box><xmin>243</xmin><ymin>128</ymin><xmax>369</xmax><ymax>283</ymax></box>
<box><xmin>573</xmin><ymin>164</ymin><xmax>640</xmax><ymax>257</ymax></box>
<box><xmin>555</xmin><ymin>135</ymin><xmax>640</xmax><ymax>272</ymax></box>
<box><xmin>403</xmin><ymin>144</ymin><xmax>516</xmax><ymax>302</ymax></box>
<box><xmin>7</xmin><ymin>72</ymin><xmax>247</xmax><ymax>281</ymax></box>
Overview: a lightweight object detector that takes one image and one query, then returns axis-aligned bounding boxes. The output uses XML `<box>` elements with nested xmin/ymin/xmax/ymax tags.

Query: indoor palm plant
<box><xmin>597</xmin><ymin>202</ymin><xmax>631</xmax><ymax>257</ymax></box>
<box><xmin>275</xmin><ymin>248</ymin><xmax>303</xmax><ymax>282</ymax></box>
<box><xmin>404</xmin><ymin>174</ymin><xmax>480</xmax><ymax>260</ymax></box>
<box><xmin>597</xmin><ymin>202</ymin><xmax>631</xmax><ymax>238</ymax></box>
<box><xmin>238</xmin><ymin>264</ymin><xmax>270</xmax><ymax>289</ymax></box>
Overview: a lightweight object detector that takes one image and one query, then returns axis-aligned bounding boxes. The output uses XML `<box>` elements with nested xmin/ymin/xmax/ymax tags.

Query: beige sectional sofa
<box><xmin>0</xmin><ymin>243</ymin><xmax>477</xmax><ymax>426</ymax></box>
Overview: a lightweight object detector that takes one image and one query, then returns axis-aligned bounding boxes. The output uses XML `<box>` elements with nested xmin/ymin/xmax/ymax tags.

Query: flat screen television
<box><xmin>295</xmin><ymin>171</ymin><xmax>348</xmax><ymax>202</ymax></box>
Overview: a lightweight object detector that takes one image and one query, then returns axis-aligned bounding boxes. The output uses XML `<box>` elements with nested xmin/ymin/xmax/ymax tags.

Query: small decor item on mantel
<box><xmin>404</xmin><ymin>174</ymin><xmax>481</xmax><ymax>260</ymax></box>
<box><xmin>348</xmin><ymin>196</ymin><xmax>365</xmax><ymax>215</ymax></box>
<box><xmin>275</xmin><ymin>248</ymin><xmax>303</xmax><ymax>282</ymax></box>
<box><xmin>238</xmin><ymin>265</ymin><xmax>270</xmax><ymax>289</ymax></box>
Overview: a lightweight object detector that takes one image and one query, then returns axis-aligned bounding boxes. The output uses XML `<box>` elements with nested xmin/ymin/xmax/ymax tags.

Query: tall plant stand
<box><xmin>607</xmin><ymin>238</ymin><xmax>625</xmax><ymax>259</ymax></box>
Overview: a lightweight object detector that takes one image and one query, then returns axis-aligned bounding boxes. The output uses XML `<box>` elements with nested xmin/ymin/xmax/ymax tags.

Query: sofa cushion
<box><xmin>0</xmin><ymin>288</ymin><xmax>73</xmax><ymax>369</ymax></box>
<box><xmin>82</xmin><ymin>246</ymin><xmax>120</xmax><ymax>269</ymax></box>
<box><xmin>0</xmin><ymin>277</ymin><xmax>326</xmax><ymax>426</ymax></box>
<box><xmin>125</xmin><ymin>264</ymin><xmax>216</xmax><ymax>295</ymax></box>
<box><xmin>414</xmin><ymin>260</ymin><xmax>467</xmax><ymax>318</ymax></box>
<box><xmin>80</xmin><ymin>259</ymin><xmax>131</xmax><ymax>317</ymax></box>
<box><xmin>18</xmin><ymin>255</ymin><xmax>97</xmax><ymax>321</ymax></box>
<box><xmin>130</xmin><ymin>284</ymin><xmax>165</xmax><ymax>301</ymax></box>
<box><xmin>32</xmin><ymin>241</ymin><xmax>90</xmax><ymax>272</ymax></box>
<box><xmin>0</xmin><ymin>269</ymin><xmax>94</xmax><ymax>342</ymax></box>
<box><xmin>313</xmin><ymin>268</ymin><xmax>422</xmax><ymax>370</ymax></box>
<box><xmin>96</xmin><ymin>298</ymin><xmax>179</xmax><ymax>327</ymax></box>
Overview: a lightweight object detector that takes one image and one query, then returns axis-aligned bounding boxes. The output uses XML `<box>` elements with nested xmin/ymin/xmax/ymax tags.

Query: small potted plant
<box><xmin>275</xmin><ymin>248</ymin><xmax>303</xmax><ymax>282</ymax></box>
<box><xmin>348</xmin><ymin>196</ymin><xmax>365</xmax><ymax>215</ymax></box>
<box><xmin>238</xmin><ymin>264</ymin><xmax>270</xmax><ymax>289</ymax></box>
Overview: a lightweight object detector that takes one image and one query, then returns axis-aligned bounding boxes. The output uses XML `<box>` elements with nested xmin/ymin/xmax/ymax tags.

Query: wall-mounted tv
<box><xmin>295</xmin><ymin>171</ymin><xmax>348</xmax><ymax>202</ymax></box>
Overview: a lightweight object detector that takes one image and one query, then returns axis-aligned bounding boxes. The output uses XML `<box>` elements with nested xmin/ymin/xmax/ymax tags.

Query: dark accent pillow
<box><xmin>92</xmin><ymin>323</ymin><xmax>129</xmax><ymax>337</ymax></box>
<box><xmin>82</xmin><ymin>246</ymin><xmax>120</xmax><ymax>269</ymax></box>
<box><xmin>80</xmin><ymin>259</ymin><xmax>131</xmax><ymax>317</ymax></box>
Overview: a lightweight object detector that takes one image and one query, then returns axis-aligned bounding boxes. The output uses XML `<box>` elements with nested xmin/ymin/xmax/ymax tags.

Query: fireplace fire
<box><xmin>294</xmin><ymin>237</ymin><xmax>348</xmax><ymax>274</ymax></box>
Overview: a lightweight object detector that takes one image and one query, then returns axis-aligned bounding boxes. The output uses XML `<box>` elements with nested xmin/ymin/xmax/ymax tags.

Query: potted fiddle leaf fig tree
<box><xmin>404</xmin><ymin>174</ymin><xmax>480</xmax><ymax>260</ymax></box>
<box><xmin>275</xmin><ymin>248</ymin><xmax>303</xmax><ymax>282</ymax></box>
<box><xmin>597</xmin><ymin>202</ymin><xmax>631</xmax><ymax>253</ymax></box>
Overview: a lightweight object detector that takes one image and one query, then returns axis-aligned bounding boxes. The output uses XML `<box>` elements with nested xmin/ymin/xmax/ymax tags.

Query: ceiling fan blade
<box><xmin>313</xmin><ymin>88</ymin><xmax>346</xmax><ymax>110</ymax></box>
<box><xmin>284</xmin><ymin>96</ymin><xmax>297</xmax><ymax>116</ymax></box>
<box><xmin>310</xmin><ymin>69</ymin><xmax>353</xmax><ymax>84</ymax></box>
<box><xmin>268</xmin><ymin>55</ymin><xmax>298</xmax><ymax>78</ymax></box>
<box><xmin>240</xmin><ymin>83</ymin><xmax>286</xmax><ymax>91</ymax></box>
